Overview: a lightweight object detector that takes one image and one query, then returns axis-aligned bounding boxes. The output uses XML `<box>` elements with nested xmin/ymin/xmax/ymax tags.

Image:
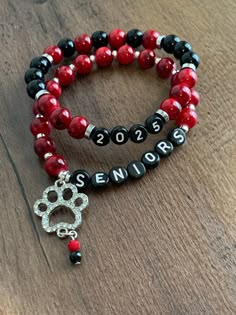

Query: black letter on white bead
<box><xmin>129</xmin><ymin>124</ymin><xmax>148</xmax><ymax>143</ymax></box>
<box><xmin>127</xmin><ymin>161</ymin><xmax>146</xmax><ymax>179</ymax></box>
<box><xmin>145</xmin><ymin>115</ymin><xmax>164</xmax><ymax>134</ymax></box>
<box><xmin>155</xmin><ymin>140</ymin><xmax>173</xmax><ymax>157</ymax></box>
<box><xmin>141</xmin><ymin>151</ymin><xmax>160</xmax><ymax>169</ymax></box>
<box><xmin>91</xmin><ymin>127</ymin><xmax>110</xmax><ymax>146</ymax></box>
<box><xmin>91</xmin><ymin>172</ymin><xmax>109</xmax><ymax>189</ymax></box>
<box><xmin>168</xmin><ymin>128</ymin><xmax>186</xmax><ymax>146</ymax></box>
<box><xmin>70</xmin><ymin>170</ymin><xmax>90</xmax><ymax>192</ymax></box>
<box><xmin>109</xmin><ymin>167</ymin><xmax>128</xmax><ymax>184</ymax></box>
<box><xmin>111</xmin><ymin>126</ymin><xmax>129</xmax><ymax>145</ymax></box>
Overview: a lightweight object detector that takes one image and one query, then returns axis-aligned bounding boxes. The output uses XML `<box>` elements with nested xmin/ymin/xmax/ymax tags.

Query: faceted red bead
<box><xmin>138</xmin><ymin>49</ymin><xmax>156</xmax><ymax>69</ymax></box>
<box><xmin>34</xmin><ymin>136</ymin><xmax>56</xmax><ymax>158</ymax></box>
<box><xmin>142</xmin><ymin>30</ymin><xmax>159</xmax><ymax>50</ymax></box>
<box><xmin>68</xmin><ymin>116</ymin><xmax>89</xmax><ymax>139</ymax></box>
<box><xmin>44</xmin><ymin>45</ymin><xmax>63</xmax><ymax>65</ymax></box>
<box><xmin>44</xmin><ymin>154</ymin><xmax>68</xmax><ymax>177</ymax></box>
<box><xmin>171</xmin><ymin>72</ymin><xmax>179</xmax><ymax>86</ymax></box>
<box><xmin>117</xmin><ymin>45</ymin><xmax>135</xmax><ymax>65</ymax></box>
<box><xmin>37</xmin><ymin>94</ymin><xmax>60</xmax><ymax>118</ymax></box>
<box><xmin>176</xmin><ymin>68</ymin><xmax>197</xmax><ymax>88</ymax></box>
<box><xmin>169</xmin><ymin>84</ymin><xmax>191</xmax><ymax>106</ymax></box>
<box><xmin>156</xmin><ymin>58</ymin><xmax>176</xmax><ymax>79</ymax></box>
<box><xmin>49</xmin><ymin>107</ymin><xmax>72</xmax><ymax>130</ymax></box>
<box><xmin>46</xmin><ymin>80</ymin><xmax>62</xmax><ymax>99</ymax></box>
<box><xmin>55</xmin><ymin>66</ymin><xmax>75</xmax><ymax>87</ymax></box>
<box><xmin>32</xmin><ymin>101</ymin><xmax>39</xmax><ymax>115</ymax></box>
<box><xmin>176</xmin><ymin>108</ymin><xmax>198</xmax><ymax>129</ymax></box>
<box><xmin>30</xmin><ymin>117</ymin><xmax>52</xmax><ymax>136</ymax></box>
<box><xmin>74</xmin><ymin>55</ymin><xmax>93</xmax><ymax>74</ymax></box>
<box><xmin>95</xmin><ymin>47</ymin><xmax>114</xmax><ymax>67</ymax></box>
<box><xmin>160</xmin><ymin>98</ymin><xmax>182</xmax><ymax>120</ymax></box>
<box><xmin>68</xmin><ymin>239</ymin><xmax>81</xmax><ymax>252</ymax></box>
<box><xmin>190</xmin><ymin>89</ymin><xmax>200</xmax><ymax>106</ymax></box>
<box><xmin>108</xmin><ymin>29</ymin><xmax>127</xmax><ymax>49</ymax></box>
<box><xmin>74</xmin><ymin>34</ymin><xmax>93</xmax><ymax>54</ymax></box>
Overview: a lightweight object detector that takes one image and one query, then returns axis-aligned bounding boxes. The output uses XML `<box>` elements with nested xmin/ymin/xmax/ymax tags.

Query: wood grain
<box><xmin>0</xmin><ymin>0</ymin><xmax>236</xmax><ymax>314</ymax></box>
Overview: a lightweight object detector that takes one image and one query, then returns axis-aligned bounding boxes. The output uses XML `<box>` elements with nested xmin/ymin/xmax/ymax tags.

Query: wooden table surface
<box><xmin>0</xmin><ymin>0</ymin><xmax>236</xmax><ymax>314</ymax></box>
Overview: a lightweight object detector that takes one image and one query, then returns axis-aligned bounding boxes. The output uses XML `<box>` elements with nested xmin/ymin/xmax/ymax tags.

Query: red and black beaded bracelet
<box><xmin>25</xmin><ymin>28</ymin><xmax>200</xmax><ymax>265</ymax></box>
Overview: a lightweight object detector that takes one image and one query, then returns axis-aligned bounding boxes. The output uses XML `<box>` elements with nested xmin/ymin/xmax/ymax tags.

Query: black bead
<box><xmin>174</xmin><ymin>41</ymin><xmax>192</xmax><ymax>59</ymax></box>
<box><xmin>141</xmin><ymin>151</ymin><xmax>160</xmax><ymax>169</ymax></box>
<box><xmin>27</xmin><ymin>79</ymin><xmax>45</xmax><ymax>99</ymax></box>
<box><xmin>91</xmin><ymin>127</ymin><xmax>110</xmax><ymax>146</ymax></box>
<box><xmin>129</xmin><ymin>124</ymin><xmax>148</xmax><ymax>143</ymax></box>
<box><xmin>145</xmin><ymin>115</ymin><xmax>164</xmax><ymax>134</ymax></box>
<box><xmin>69</xmin><ymin>170</ymin><xmax>90</xmax><ymax>192</ymax></box>
<box><xmin>126</xmin><ymin>29</ymin><xmax>143</xmax><ymax>48</ymax></box>
<box><xmin>109</xmin><ymin>167</ymin><xmax>128</xmax><ymax>184</ymax></box>
<box><xmin>91</xmin><ymin>172</ymin><xmax>110</xmax><ymax>189</ymax></box>
<box><xmin>92</xmin><ymin>31</ymin><xmax>108</xmax><ymax>49</ymax></box>
<box><xmin>110</xmin><ymin>126</ymin><xmax>129</xmax><ymax>145</ymax></box>
<box><xmin>180</xmin><ymin>51</ymin><xmax>200</xmax><ymax>68</ymax></box>
<box><xmin>57</xmin><ymin>38</ymin><xmax>75</xmax><ymax>57</ymax></box>
<box><xmin>24</xmin><ymin>68</ymin><xmax>44</xmax><ymax>84</ymax></box>
<box><xmin>161</xmin><ymin>35</ymin><xmax>180</xmax><ymax>54</ymax></box>
<box><xmin>167</xmin><ymin>128</ymin><xmax>186</xmax><ymax>146</ymax></box>
<box><xmin>30</xmin><ymin>56</ymin><xmax>51</xmax><ymax>74</ymax></box>
<box><xmin>127</xmin><ymin>161</ymin><xmax>146</xmax><ymax>179</ymax></box>
<box><xmin>155</xmin><ymin>140</ymin><xmax>173</xmax><ymax>157</ymax></box>
<box><xmin>70</xmin><ymin>251</ymin><xmax>82</xmax><ymax>264</ymax></box>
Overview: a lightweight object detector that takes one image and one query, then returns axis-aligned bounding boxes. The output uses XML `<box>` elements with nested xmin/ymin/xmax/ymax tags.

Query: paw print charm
<box><xmin>33</xmin><ymin>180</ymin><xmax>89</xmax><ymax>234</ymax></box>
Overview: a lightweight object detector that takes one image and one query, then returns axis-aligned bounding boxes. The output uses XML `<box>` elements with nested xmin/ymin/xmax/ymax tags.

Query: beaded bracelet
<box><xmin>25</xmin><ymin>28</ymin><xmax>200</xmax><ymax>265</ymax></box>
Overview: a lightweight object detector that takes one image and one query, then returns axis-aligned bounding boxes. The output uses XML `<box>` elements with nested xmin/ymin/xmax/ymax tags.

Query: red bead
<box><xmin>160</xmin><ymin>98</ymin><xmax>182</xmax><ymax>120</ymax></box>
<box><xmin>169</xmin><ymin>84</ymin><xmax>191</xmax><ymax>106</ymax></box>
<box><xmin>44</xmin><ymin>45</ymin><xmax>63</xmax><ymax>65</ymax></box>
<box><xmin>142</xmin><ymin>30</ymin><xmax>159</xmax><ymax>50</ymax></box>
<box><xmin>34</xmin><ymin>136</ymin><xmax>56</xmax><ymax>158</ymax></box>
<box><xmin>46</xmin><ymin>80</ymin><xmax>62</xmax><ymax>99</ymax></box>
<box><xmin>176</xmin><ymin>108</ymin><xmax>198</xmax><ymax>129</ymax></box>
<box><xmin>156</xmin><ymin>58</ymin><xmax>176</xmax><ymax>79</ymax></box>
<box><xmin>55</xmin><ymin>66</ymin><xmax>75</xmax><ymax>87</ymax></box>
<box><xmin>68</xmin><ymin>239</ymin><xmax>81</xmax><ymax>252</ymax></box>
<box><xmin>44</xmin><ymin>154</ymin><xmax>68</xmax><ymax>177</ymax></box>
<box><xmin>49</xmin><ymin>107</ymin><xmax>72</xmax><ymax>130</ymax></box>
<box><xmin>108</xmin><ymin>29</ymin><xmax>127</xmax><ymax>49</ymax></box>
<box><xmin>74</xmin><ymin>55</ymin><xmax>93</xmax><ymax>74</ymax></box>
<box><xmin>32</xmin><ymin>101</ymin><xmax>39</xmax><ymax>115</ymax></box>
<box><xmin>171</xmin><ymin>72</ymin><xmax>179</xmax><ymax>86</ymax></box>
<box><xmin>30</xmin><ymin>117</ymin><xmax>52</xmax><ymax>136</ymax></box>
<box><xmin>190</xmin><ymin>89</ymin><xmax>200</xmax><ymax>106</ymax></box>
<box><xmin>68</xmin><ymin>116</ymin><xmax>89</xmax><ymax>139</ymax></box>
<box><xmin>176</xmin><ymin>68</ymin><xmax>197</xmax><ymax>88</ymax></box>
<box><xmin>74</xmin><ymin>34</ymin><xmax>93</xmax><ymax>54</ymax></box>
<box><xmin>37</xmin><ymin>94</ymin><xmax>60</xmax><ymax>118</ymax></box>
<box><xmin>117</xmin><ymin>45</ymin><xmax>135</xmax><ymax>65</ymax></box>
<box><xmin>95</xmin><ymin>47</ymin><xmax>114</xmax><ymax>67</ymax></box>
<box><xmin>138</xmin><ymin>49</ymin><xmax>156</xmax><ymax>69</ymax></box>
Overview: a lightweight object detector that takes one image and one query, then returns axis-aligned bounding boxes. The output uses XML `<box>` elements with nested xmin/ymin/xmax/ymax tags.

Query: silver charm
<box><xmin>33</xmin><ymin>180</ymin><xmax>89</xmax><ymax>235</ymax></box>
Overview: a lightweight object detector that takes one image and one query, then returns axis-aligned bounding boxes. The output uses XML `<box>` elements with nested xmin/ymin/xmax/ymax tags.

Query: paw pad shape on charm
<box><xmin>33</xmin><ymin>181</ymin><xmax>89</xmax><ymax>233</ymax></box>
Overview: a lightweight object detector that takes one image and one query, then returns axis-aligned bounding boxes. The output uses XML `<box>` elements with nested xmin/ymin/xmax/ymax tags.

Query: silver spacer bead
<box><xmin>156</xmin><ymin>35</ymin><xmax>165</xmax><ymax>49</ymax></box>
<box><xmin>69</xmin><ymin>64</ymin><xmax>76</xmax><ymax>71</ymax></box>
<box><xmin>156</xmin><ymin>109</ymin><xmax>169</xmax><ymax>123</ymax></box>
<box><xmin>42</xmin><ymin>53</ymin><xmax>54</xmax><ymax>65</ymax></box>
<box><xmin>187</xmin><ymin>104</ymin><xmax>196</xmax><ymax>111</ymax></box>
<box><xmin>155</xmin><ymin>57</ymin><xmax>162</xmax><ymax>64</ymax></box>
<box><xmin>35</xmin><ymin>114</ymin><xmax>44</xmax><ymax>119</ymax></box>
<box><xmin>44</xmin><ymin>152</ymin><xmax>53</xmax><ymax>160</ymax></box>
<box><xmin>58</xmin><ymin>170</ymin><xmax>71</xmax><ymax>183</ymax></box>
<box><xmin>36</xmin><ymin>133</ymin><xmax>45</xmax><ymax>139</ymax></box>
<box><xmin>112</xmin><ymin>50</ymin><xmax>117</xmax><ymax>58</ymax></box>
<box><xmin>180</xmin><ymin>125</ymin><xmax>189</xmax><ymax>133</ymax></box>
<box><xmin>181</xmin><ymin>63</ymin><xmax>196</xmax><ymax>72</ymax></box>
<box><xmin>134</xmin><ymin>51</ymin><xmax>140</xmax><ymax>59</ymax></box>
<box><xmin>53</xmin><ymin>77</ymin><xmax>59</xmax><ymax>83</ymax></box>
<box><xmin>90</xmin><ymin>55</ymin><xmax>95</xmax><ymax>63</ymax></box>
<box><xmin>35</xmin><ymin>90</ymin><xmax>50</xmax><ymax>100</ymax></box>
<box><xmin>85</xmin><ymin>124</ymin><xmax>96</xmax><ymax>139</ymax></box>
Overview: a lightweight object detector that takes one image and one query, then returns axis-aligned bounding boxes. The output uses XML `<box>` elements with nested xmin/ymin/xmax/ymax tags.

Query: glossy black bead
<box><xmin>167</xmin><ymin>128</ymin><xmax>186</xmax><ymax>146</ymax></box>
<box><xmin>127</xmin><ymin>161</ymin><xmax>146</xmax><ymax>179</ymax></box>
<box><xmin>155</xmin><ymin>140</ymin><xmax>174</xmax><ymax>157</ymax></box>
<box><xmin>111</xmin><ymin>126</ymin><xmax>129</xmax><ymax>145</ymax></box>
<box><xmin>129</xmin><ymin>124</ymin><xmax>148</xmax><ymax>143</ymax></box>
<box><xmin>69</xmin><ymin>170</ymin><xmax>90</xmax><ymax>192</ymax></box>
<box><xmin>174</xmin><ymin>41</ymin><xmax>192</xmax><ymax>59</ymax></box>
<box><xmin>141</xmin><ymin>151</ymin><xmax>160</xmax><ymax>169</ymax></box>
<box><xmin>30</xmin><ymin>56</ymin><xmax>51</xmax><ymax>74</ymax></box>
<box><xmin>24</xmin><ymin>68</ymin><xmax>44</xmax><ymax>84</ymax></box>
<box><xmin>180</xmin><ymin>51</ymin><xmax>200</xmax><ymax>68</ymax></box>
<box><xmin>27</xmin><ymin>79</ymin><xmax>45</xmax><ymax>99</ymax></box>
<box><xmin>109</xmin><ymin>167</ymin><xmax>128</xmax><ymax>184</ymax></box>
<box><xmin>161</xmin><ymin>35</ymin><xmax>180</xmax><ymax>53</ymax></box>
<box><xmin>57</xmin><ymin>38</ymin><xmax>75</xmax><ymax>57</ymax></box>
<box><xmin>70</xmin><ymin>251</ymin><xmax>82</xmax><ymax>265</ymax></box>
<box><xmin>92</xmin><ymin>31</ymin><xmax>108</xmax><ymax>49</ymax></box>
<box><xmin>91</xmin><ymin>172</ymin><xmax>109</xmax><ymax>189</ymax></box>
<box><xmin>145</xmin><ymin>115</ymin><xmax>164</xmax><ymax>134</ymax></box>
<box><xmin>126</xmin><ymin>29</ymin><xmax>143</xmax><ymax>48</ymax></box>
<box><xmin>91</xmin><ymin>127</ymin><xmax>110</xmax><ymax>146</ymax></box>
